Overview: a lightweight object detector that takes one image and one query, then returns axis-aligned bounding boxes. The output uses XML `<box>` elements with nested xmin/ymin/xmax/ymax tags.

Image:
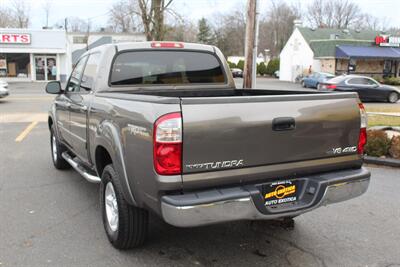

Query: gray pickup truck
<box><xmin>46</xmin><ymin>42</ymin><xmax>371</xmax><ymax>249</ymax></box>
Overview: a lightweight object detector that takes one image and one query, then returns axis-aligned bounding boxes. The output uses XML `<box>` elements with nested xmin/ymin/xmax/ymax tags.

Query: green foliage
<box><xmin>227</xmin><ymin>61</ymin><xmax>236</xmax><ymax>69</ymax></box>
<box><xmin>257</xmin><ymin>62</ymin><xmax>267</xmax><ymax>76</ymax></box>
<box><xmin>237</xmin><ymin>60</ymin><xmax>245</xmax><ymax>71</ymax></box>
<box><xmin>389</xmin><ymin>135</ymin><xmax>400</xmax><ymax>159</ymax></box>
<box><xmin>382</xmin><ymin>77</ymin><xmax>400</xmax><ymax>86</ymax></box>
<box><xmin>266</xmin><ymin>58</ymin><xmax>280</xmax><ymax>75</ymax></box>
<box><xmin>364</xmin><ymin>130</ymin><xmax>391</xmax><ymax>157</ymax></box>
<box><xmin>197</xmin><ymin>18</ymin><xmax>215</xmax><ymax>45</ymax></box>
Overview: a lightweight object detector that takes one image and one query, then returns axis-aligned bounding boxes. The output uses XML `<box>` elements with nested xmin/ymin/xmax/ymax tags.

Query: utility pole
<box><xmin>243</xmin><ymin>0</ymin><xmax>260</xmax><ymax>89</ymax></box>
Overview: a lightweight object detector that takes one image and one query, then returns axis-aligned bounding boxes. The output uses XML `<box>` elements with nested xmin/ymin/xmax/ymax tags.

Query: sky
<box><xmin>1</xmin><ymin>0</ymin><xmax>400</xmax><ymax>30</ymax></box>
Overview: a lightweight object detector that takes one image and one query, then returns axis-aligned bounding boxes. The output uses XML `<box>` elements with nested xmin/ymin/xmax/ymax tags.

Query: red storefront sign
<box><xmin>375</xmin><ymin>35</ymin><xmax>400</xmax><ymax>47</ymax></box>
<box><xmin>0</xmin><ymin>33</ymin><xmax>31</xmax><ymax>44</ymax></box>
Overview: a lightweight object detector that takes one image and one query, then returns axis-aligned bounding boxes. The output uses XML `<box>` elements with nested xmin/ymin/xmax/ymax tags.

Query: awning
<box><xmin>336</xmin><ymin>45</ymin><xmax>400</xmax><ymax>59</ymax></box>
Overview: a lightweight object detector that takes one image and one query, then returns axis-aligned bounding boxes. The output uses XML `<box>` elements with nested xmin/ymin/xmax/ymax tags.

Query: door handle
<box><xmin>272</xmin><ymin>117</ymin><xmax>296</xmax><ymax>131</ymax></box>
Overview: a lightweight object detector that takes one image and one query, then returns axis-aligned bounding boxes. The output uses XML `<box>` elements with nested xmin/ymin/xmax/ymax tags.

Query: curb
<box><xmin>364</xmin><ymin>156</ymin><xmax>400</xmax><ymax>168</ymax></box>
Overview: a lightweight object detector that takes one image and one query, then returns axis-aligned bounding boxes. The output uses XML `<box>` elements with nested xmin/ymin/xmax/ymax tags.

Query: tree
<box><xmin>107</xmin><ymin>0</ymin><xmax>175</xmax><ymax>40</ymax></box>
<box><xmin>213</xmin><ymin>9</ymin><xmax>247</xmax><ymax>57</ymax></box>
<box><xmin>258</xmin><ymin>1</ymin><xmax>301</xmax><ymax>57</ymax></box>
<box><xmin>66</xmin><ymin>17</ymin><xmax>90</xmax><ymax>32</ymax></box>
<box><xmin>164</xmin><ymin>20</ymin><xmax>197</xmax><ymax>42</ymax></box>
<box><xmin>306</xmin><ymin>0</ymin><xmax>362</xmax><ymax>29</ymax></box>
<box><xmin>266</xmin><ymin>58</ymin><xmax>280</xmax><ymax>75</ymax></box>
<box><xmin>257</xmin><ymin>62</ymin><xmax>267</xmax><ymax>76</ymax></box>
<box><xmin>197</xmin><ymin>18</ymin><xmax>215</xmax><ymax>44</ymax></box>
<box><xmin>108</xmin><ymin>0</ymin><xmax>137</xmax><ymax>32</ymax></box>
<box><xmin>11</xmin><ymin>0</ymin><xmax>30</xmax><ymax>28</ymax></box>
<box><xmin>237</xmin><ymin>60</ymin><xmax>245</xmax><ymax>70</ymax></box>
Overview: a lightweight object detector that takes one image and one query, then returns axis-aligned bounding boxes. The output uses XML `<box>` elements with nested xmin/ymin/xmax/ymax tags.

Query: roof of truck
<box><xmin>115</xmin><ymin>41</ymin><xmax>215</xmax><ymax>53</ymax></box>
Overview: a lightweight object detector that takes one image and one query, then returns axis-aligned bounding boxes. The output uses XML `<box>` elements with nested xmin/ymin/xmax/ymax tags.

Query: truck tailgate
<box><xmin>181</xmin><ymin>93</ymin><xmax>360</xmax><ymax>177</ymax></box>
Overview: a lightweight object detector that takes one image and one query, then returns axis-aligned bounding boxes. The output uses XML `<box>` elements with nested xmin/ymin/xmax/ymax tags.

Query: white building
<box><xmin>279</xmin><ymin>26</ymin><xmax>391</xmax><ymax>82</ymax></box>
<box><xmin>0</xmin><ymin>28</ymin><xmax>146</xmax><ymax>82</ymax></box>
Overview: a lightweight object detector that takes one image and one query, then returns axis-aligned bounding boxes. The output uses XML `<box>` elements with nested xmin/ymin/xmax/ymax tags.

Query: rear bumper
<box><xmin>161</xmin><ymin>167</ymin><xmax>370</xmax><ymax>227</ymax></box>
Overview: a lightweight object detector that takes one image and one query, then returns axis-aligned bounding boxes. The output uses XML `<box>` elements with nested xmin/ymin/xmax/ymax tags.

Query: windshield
<box><xmin>110</xmin><ymin>51</ymin><xmax>226</xmax><ymax>86</ymax></box>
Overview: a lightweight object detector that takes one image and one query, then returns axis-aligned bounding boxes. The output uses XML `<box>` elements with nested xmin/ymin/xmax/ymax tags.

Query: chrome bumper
<box><xmin>161</xmin><ymin>167</ymin><xmax>370</xmax><ymax>227</ymax></box>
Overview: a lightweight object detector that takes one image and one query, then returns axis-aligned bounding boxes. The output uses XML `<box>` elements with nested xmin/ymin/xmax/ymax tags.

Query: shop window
<box><xmin>0</xmin><ymin>53</ymin><xmax>30</xmax><ymax>78</ymax></box>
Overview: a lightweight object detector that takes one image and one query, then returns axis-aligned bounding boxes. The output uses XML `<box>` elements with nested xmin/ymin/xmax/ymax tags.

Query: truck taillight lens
<box><xmin>326</xmin><ymin>84</ymin><xmax>337</xmax><ymax>90</ymax></box>
<box><xmin>358</xmin><ymin>103</ymin><xmax>367</xmax><ymax>155</ymax></box>
<box><xmin>153</xmin><ymin>113</ymin><xmax>182</xmax><ymax>175</ymax></box>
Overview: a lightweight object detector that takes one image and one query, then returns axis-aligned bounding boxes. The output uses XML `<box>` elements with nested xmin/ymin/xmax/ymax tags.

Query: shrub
<box><xmin>227</xmin><ymin>61</ymin><xmax>236</xmax><ymax>69</ymax></box>
<box><xmin>389</xmin><ymin>135</ymin><xmax>400</xmax><ymax>159</ymax></box>
<box><xmin>382</xmin><ymin>77</ymin><xmax>400</xmax><ymax>86</ymax></box>
<box><xmin>237</xmin><ymin>60</ymin><xmax>245</xmax><ymax>70</ymax></box>
<box><xmin>257</xmin><ymin>62</ymin><xmax>267</xmax><ymax>76</ymax></box>
<box><xmin>266</xmin><ymin>58</ymin><xmax>280</xmax><ymax>75</ymax></box>
<box><xmin>364</xmin><ymin>130</ymin><xmax>391</xmax><ymax>157</ymax></box>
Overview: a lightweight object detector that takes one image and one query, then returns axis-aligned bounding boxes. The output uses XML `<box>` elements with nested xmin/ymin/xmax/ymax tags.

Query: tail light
<box><xmin>326</xmin><ymin>84</ymin><xmax>337</xmax><ymax>90</ymax></box>
<box><xmin>358</xmin><ymin>103</ymin><xmax>367</xmax><ymax>155</ymax></box>
<box><xmin>153</xmin><ymin>112</ymin><xmax>182</xmax><ymax>175</ymax></box>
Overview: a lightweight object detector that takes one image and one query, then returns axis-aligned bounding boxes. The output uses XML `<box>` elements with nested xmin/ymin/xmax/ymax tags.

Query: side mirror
<box><xmin>46</xmin><ymin>81</ymin><xmax>62</xmax><ymax>94</ymax></box>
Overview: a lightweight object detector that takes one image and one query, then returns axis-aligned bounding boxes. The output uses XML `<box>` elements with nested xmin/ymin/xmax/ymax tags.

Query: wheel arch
<box><xmin>93</xmin><ymin>121</ymin><xmax>138</xmax><ymax>206</ymax></box>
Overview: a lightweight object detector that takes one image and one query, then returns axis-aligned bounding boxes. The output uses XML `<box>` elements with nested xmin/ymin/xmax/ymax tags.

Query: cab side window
<box><xmin>80</xmin><ymin>53</ymin><xmax>100</xmax><ymax>91</ymax></box>
<box><xmin>66</xmin><ymin>56</ymin><xmax>88</xmax><ymax>93</ymax></box>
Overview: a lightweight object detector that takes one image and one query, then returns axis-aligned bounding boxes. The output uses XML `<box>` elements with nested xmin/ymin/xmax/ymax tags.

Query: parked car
<box><xmin>45</xmin><ymin>42</ymin><xmax>370</xmax><ymax>249</ymax></box>
<box><xmin>319</xmin><ymin>75</ymin><xmax>400</xmax><ymax>103</ymax></box>
<box><xmin>301</xmin><ymin>72</ymin><xmax>335</xmax><ymax>89</ymax></box>
<box><xmin>231</xmin><ymin>68</ymin><xmax>243</xmax><ymax>78</ymax></box>
<box><xmin>0</xmin><ymin>79</ymin><xmax>8</xmax><ymax>88</ymax></box>
<box><xmin>0</xmin><ymin>86</ymin><xmax>9</xmax><ymax>98</ymax></box>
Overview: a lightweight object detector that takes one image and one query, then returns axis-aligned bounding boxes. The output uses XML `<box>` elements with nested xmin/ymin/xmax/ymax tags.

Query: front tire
<box><xmin>100</xmin><ymin>164</ymin><xmax>148</xmax><ymax>249</ymax></box>
<box><xmin>388</xmin><ymin>92</ymin><xmax>399</xmax><ymax>103</ymax></box>
<box><xmin>50</xmin><ymin>125</ymin><xmax>70</xmax><ymax>169</ymax></box>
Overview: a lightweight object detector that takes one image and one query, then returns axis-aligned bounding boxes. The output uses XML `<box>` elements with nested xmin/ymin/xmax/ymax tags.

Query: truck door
<box><xmin>60</xmin><ymin>55</ymin><xmax>88</xmax><ymax>148</ymax></box>
<box><xmin>69</xmin><ymin>53</ymin><xmax>99</xmax><ymax>163</ymax></box>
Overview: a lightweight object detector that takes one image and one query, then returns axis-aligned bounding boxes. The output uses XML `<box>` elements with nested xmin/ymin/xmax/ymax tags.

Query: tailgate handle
<box><xmin>272</xmin><ymin>117</ymin><xmax>296</xmax><ymax>131</ymax></box>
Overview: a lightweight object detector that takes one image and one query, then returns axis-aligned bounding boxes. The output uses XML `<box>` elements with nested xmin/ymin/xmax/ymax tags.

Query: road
<box><xmin>0</xmin><ymin>82</ymin><xmax>400</xmax><ymax>267</ymax></box>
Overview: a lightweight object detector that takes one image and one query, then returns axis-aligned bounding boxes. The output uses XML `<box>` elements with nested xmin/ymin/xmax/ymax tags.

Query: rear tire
<box><xmin>50</xmin><ymin>125</ymin><xmax>70</xmax><ymax>170</ymax></box>
<box><xmin>100</xmin><ymin>164</ymin><xmax>148</xmax><ymax>249</ymax></box>
<box><xmin>388</xmin><ymin>92</ymin><xmax>399</xmax><ymax>103</ymax></box>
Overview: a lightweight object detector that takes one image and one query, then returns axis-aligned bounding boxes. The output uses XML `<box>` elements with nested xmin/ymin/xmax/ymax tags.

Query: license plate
<box><xmin>262</xmin><ymin>180</ymin><xmax>298</xmax><ymax>206</ymax></box>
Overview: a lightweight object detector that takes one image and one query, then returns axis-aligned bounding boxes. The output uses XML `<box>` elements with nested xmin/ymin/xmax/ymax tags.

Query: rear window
<box><xmin>110</xmin><ymin>51</ymin><xmax>226</xmax><ymax>86</ymax></box>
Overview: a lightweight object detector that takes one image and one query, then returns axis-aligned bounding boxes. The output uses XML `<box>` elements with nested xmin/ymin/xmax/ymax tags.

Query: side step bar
<box><xmin>61</xmin><ymin>152</ymin><xmax>101</xmax><ymax>183</ymax></box>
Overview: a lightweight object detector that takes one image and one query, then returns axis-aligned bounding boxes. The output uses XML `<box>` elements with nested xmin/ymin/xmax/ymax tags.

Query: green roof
<box><xmin>310</xmin><ymin>40</ymin><xmax>373</xmax><ymax>58</ymax></box>
<box><xmin>297</xmin><ymin>27</ymin><xmax>380</xmax><ymax>58</ymax></box>
<box><xmin>298</xmin><ymin>27</ymin><xmax>379</xmax><ymax>43</ymax></box>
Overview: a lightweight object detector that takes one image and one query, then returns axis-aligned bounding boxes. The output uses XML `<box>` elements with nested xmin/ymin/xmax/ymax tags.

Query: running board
<box><xmin>62</xmin><ymin>152</ymin><xmax>101</xmax><ymax>183</ymax></box>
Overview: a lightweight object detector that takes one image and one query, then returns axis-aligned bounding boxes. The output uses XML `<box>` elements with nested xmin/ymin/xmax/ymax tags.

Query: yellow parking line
<box><xmin>15</xmin><ymin>121</ymin><xmax>39</xmax><ymax>142</ymax></box>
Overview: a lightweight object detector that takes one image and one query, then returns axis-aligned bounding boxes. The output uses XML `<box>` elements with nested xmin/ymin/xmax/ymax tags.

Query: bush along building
<box><xmin>279</xmin><ymin>23</ymin><xmax>400</xmax><ymax>82</ymax></box>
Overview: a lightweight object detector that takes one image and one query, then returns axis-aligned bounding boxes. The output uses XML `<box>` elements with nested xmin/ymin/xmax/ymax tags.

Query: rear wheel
<box><xmin>388</xmin><ymin>92</ymin><xmax>399</xmax><ymax>103</ymax></box>
<box><xmin>50</xmin><ymin>126</ymin><xmax>70</xmax><ymax>169</ymax></box>
<box><xmin>100</xmin><ymin>164</ymin><xmax>148</xmax><ymax>249</ymax></box>
<box><xmin>317</xmin><ymin>83</ymin><xmax>322</xmax><ymax>90</ymax></box>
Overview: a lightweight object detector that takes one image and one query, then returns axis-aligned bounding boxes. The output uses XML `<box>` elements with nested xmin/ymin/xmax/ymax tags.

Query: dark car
<box><xmin>301</xmin><ymin>72</ymin><xmax>335</xmax><ymax>89</ymax></box>
<box><xmin>319</xmin><ymin>75</ymin><xmax>400</xmax><ymax>103</ymax></box>
<box><xmin>231</xmin><ymin>68</ymin><xmax>243</xmax><ymax>78</ymax></box>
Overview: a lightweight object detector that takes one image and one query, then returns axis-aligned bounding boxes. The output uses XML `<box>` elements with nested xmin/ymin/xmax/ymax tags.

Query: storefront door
<box><xmin>34</xmin><ymin>55</ymin><xmax>57</xmax><ymax>81</ymax></box>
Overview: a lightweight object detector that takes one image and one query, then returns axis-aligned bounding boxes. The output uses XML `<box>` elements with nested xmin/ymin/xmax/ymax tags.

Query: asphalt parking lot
<box><xmin>1</xmin><ymin>81</ymin><xmax>400</xmax><ymax>267</ymax></box>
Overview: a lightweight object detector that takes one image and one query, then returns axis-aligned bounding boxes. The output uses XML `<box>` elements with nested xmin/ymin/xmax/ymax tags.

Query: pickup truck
<box><xmin>46</xmin><ymin>42</ymin><xmax>371</xmax><ymax>249</ymax></box>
